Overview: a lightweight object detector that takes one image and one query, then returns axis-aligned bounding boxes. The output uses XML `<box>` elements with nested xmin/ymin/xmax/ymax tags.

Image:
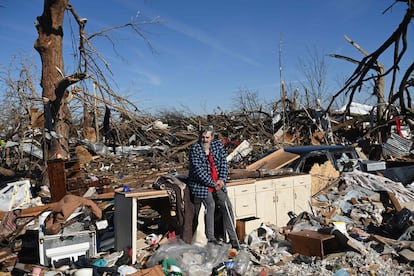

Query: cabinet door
<box><xmin>294</xmin><ymin>183</ymin><xmax>311</xmax><ymax>214</ymax></box>
<box><xmin>275</xmin><ymin>187</ymin><xmax>294</xmax><ymax>226</ymax></box>
<box><xmin>256</xmin><ymin>191</ymin><xmax>276</xmax><ymax>224</ymax></box>
<box><xmin>255</xmin><ymin>179</ymin><xmax>276</xmax><ymax>224</ymax></box>
<box><xmin>293</xmin><ymin>174</ymin><xmax>311</xmax><ymax>214</ymax></box>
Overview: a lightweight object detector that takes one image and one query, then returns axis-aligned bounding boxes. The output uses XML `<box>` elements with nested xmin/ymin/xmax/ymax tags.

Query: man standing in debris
<box><xmin>188</xmin><ymin>126</ymin><xmax>239</xmax><ymax>249</ymax></box>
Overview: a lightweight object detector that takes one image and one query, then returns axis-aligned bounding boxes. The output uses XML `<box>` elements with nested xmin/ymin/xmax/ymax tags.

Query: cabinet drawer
<box><xmin>233</xmin><ymin>183</ymin><xmax>255</xmax><ymax>196</ymax></box>
<box><xmin>255</xmin><ymin>180</ymin><xmax>274</xmax><ymax>192</ymax></box>
<box><xmin>234</xmin><ymin>194</ymin><xmax>256</xmax><ymax>218</ymax></box>
<box><xmin>273</xmin><ymin>177</ymin><xmax>294</xmax><ymax>189</ymax></box>
<box><xmin>293</xmin><ymin>174</ymin><xmax>311</xmax><ymax>186</ymax></box>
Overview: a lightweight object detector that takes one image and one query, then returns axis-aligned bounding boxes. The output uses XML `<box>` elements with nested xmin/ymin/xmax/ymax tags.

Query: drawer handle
<box><xmin>241</xmin><ymin>189</ymin><xmax>248</xmax><ymax>192</ymax></box>
<box><xmin>242</xmin><ymin>204</ymin><xmax>248</xmax><ymax>207</ymax></box>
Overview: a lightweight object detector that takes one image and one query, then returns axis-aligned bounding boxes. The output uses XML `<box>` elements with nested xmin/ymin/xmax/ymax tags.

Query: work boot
<box><xmin>216</xmin><ymin>237</ymin><xmax>224</xmax><ymax>245</ymax></box>
<box><xmin>207</xmin><ymin>239</ymin><xmax>220</xmax><ymax>246</ymax></box>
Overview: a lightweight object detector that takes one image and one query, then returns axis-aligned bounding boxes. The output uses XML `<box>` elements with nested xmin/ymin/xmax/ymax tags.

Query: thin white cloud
<box><xmin>113</xmin><ymin>1</ymin><xmax>262</xmax><ymax>67</ymax></box>
<box><xmin>136</xmin><ymin>69</ymin><xmax>161</xmax><ymax>86</ymax></box>
<box><xmin>101</xmin><ymin>46</ymin><xmax>161</xmax><ymax>87</ymax></box>
<box><xmin>165</xmin><ymin>18</ymin><xmax>261</xmax><ymax>68</ymax></box>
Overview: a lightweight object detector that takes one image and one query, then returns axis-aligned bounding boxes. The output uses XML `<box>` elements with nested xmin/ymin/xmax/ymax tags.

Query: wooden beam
<box><xmin>246</xmin><ymin>148</ymin><xmax>299</xmax><ymax>171</ymax></box>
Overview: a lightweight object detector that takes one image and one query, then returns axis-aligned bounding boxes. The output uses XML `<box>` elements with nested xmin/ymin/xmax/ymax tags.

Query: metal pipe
<box><xmin>223</xmin><ymin>200</ymin><xmax>241</xmax><ymax>249</ymax></box>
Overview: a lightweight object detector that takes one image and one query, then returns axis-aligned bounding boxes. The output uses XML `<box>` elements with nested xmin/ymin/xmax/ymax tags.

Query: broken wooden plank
<box><xmin>246</xmin><ymin>148</ymin><xmax>299</xmax><ymax>171</ymax></box>
<box><xmin>399</xmin><ymin>248</ymin><xmax>414</xmax><ymax>262</ymax></box>
<box><xmin>227</xmin><ymin>178</ymin><xmax>256</xmax><ymax>186</ymax></box>
<box><xmin>324</xmin><ymin>206</ymin><xmax>339</xmax><ymax>225</ymax></box>
<box><xmin>228</xmin><ymin>169</ymin><xmax>260</xmax><ymax>180</ymax></box>
<box><xmin>119</xmin><ymin>188</ymin><xmax>169</xmax><ymax>199</ymax></box>
<box><xmin>0</xmin><ymin>203</ymin><xmax>59</xmax><ymax>220</ymax></box>
<box><xmin>387</xmin><ymin>191</ymin><xmax>402</xmax><ymax>212</ymax></box>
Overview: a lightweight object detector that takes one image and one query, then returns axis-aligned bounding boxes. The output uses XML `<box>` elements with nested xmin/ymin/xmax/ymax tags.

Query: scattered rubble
<box><xmin>2</xmin><ymin>101</ymin><xmax>414</xmax><ymax>275</ymax></box>
<box><xmin>3</xmin><ymin>167</ymin><xmax>414</xmax><ymax>275</ymax></box>
<box><xmin>2</xmin><ymin>0</ymin><xmax>414</xmax><ymax>273</ymax></box>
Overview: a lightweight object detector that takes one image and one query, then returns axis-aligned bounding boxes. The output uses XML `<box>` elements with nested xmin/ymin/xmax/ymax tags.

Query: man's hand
<box><xmin>215</xmin><ymin>180</ymin><xmax>225</xmax><ymax>190</ymax></box>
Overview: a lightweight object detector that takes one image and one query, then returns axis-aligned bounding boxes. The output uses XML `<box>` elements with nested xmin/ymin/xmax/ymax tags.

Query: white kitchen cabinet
<box><xmin>274</xmin><ymin>177</ymin><xmax>295</xmax><ymax>226</ymax></box>
<box><xmin>255</xmin><ymin>179</ymin><xmax>276</xmax><ymax>224</ymax></box>
<box><xmin>226</xmin><ymin>184</ymin><xmax>235</xmax><ymax>212</ymax></box>
<box><xmin>253</xmin><ymin>174</ymin><xmax>311</xmax><ymax>227</ymax></box>
<box><xmin>293</xmin><ymin>174</ymin><xmax>312</xmax><ymax>214</ymax></box>
<box><xmin>227</xmin><ymin>183</ymin><xmax>256</xmax><ymax>219</ymax></box>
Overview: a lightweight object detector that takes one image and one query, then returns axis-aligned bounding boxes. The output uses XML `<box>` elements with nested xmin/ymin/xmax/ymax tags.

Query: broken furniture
<box><xmin>287</xmin><ymin>229</ymin><xmax>340</xmax><ymax>258</ymax></box>
<box><xmin>47</xmin><ymin>159</ymin><xmax>82</xmax><ymax>201</ymax></box>
<box><xmin>38</xmin><ymin>212</ymin><xmax>97</xmax><ymax>267</ymax></box>
<box><xmin>114</xmin><ymin>174</ymin><xmax>312</xmax><ymax>264</ymax></box>
<box><xmin>114</xmin><ymin>188</ymin><xmax>169</xmax><ymax>264</ymax></box>
<box><xmin>227</xmin><ymin>174</ymin><xmax>312</xmax><ymax>238</ymax></box>
<box><xmin>236</xmin><ymin>217</ymin><xmax>262</xmax><ymax>241</ymax></box>
<box><xmin>47</xmin><ymin>158</ymin><xmax>112</xmax><ymax>201</ymax></box>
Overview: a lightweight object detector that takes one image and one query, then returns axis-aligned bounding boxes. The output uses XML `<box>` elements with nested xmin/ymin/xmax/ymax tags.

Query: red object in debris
<box><xmin>259</xmin><ymin>268</ymin><xmax>268</xmax><ymax>276</ymax></box>
<box><xmin>395</xmin><ymin>118</ymin><xmax>403</xmax><ymax>137</ymax></box>
<box><xmin>128</xmin><ymin>247</ymin><xmax>132</xmax><ymax>265</ymax></box>
<box><xmin>221</xmin><ymin>137</ymin><xmax>230</xmax><ymax>147</ymax></box>
<box><xmin>168</xmin><ymin>230</ymin><xmax>177</xmax><ymax>242</ymax></box>
<box><xmin>221</xmin><ymin>137</ymin><xmax>241</xmax><ymax>148</ymax></box>
<box><xmin>231</xmin><ymin>141</ymin><xmax>241</xmax><ymax>147</ymax></box>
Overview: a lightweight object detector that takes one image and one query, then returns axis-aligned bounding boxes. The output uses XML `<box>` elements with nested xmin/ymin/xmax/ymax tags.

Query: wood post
<box><xmin>47</xmin><ymin>159</ymin><xmax>67</xmax><ymax>202</ymax></box>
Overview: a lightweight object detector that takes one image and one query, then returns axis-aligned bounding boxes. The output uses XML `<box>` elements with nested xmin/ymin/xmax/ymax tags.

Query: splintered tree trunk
<box><xmin>34</xmin><ymin>0</ymin><xmax>71</xmax><ymax>160</ymax></box>
<box><xmin>376</xmin><ymin>68</ymin><xmax>386</xmax><ymax>144</ymax></box>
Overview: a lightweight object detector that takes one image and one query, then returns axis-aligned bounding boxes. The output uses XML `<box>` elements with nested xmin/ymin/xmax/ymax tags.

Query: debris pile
<box><xmin>0</xmin><ymin>162</ymin><xmax>414</xmax><ymax>275</ymax></box>
<box><xmin>1</xmin><ymin>104</ymin><xmax>414</xmax><ymax>275</ymax></box>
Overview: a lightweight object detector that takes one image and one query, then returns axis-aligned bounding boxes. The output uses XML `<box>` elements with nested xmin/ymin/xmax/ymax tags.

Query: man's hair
<box><xmin>199</xmin><ymin>125</ymin><xmax>215</xmax><ymax>137</ymax></box>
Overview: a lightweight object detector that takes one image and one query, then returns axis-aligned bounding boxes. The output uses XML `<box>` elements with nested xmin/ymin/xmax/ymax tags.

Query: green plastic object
<box><xmin>162</xmin><ymin>258</ymin><xmax>182</xmax><ymax>275</ymax></box>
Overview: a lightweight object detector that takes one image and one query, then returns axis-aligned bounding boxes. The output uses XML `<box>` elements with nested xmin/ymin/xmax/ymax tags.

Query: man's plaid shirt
<box><xmin>187</xmin><ymin>139</ymin><xmax>229</xmax><ymax>199</ymax></box>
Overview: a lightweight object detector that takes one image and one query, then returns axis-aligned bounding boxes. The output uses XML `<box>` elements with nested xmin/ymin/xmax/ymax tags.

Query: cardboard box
<box><xmin>128</xmin><ymin>265</ymin><xmax>164</xmax><ymax>276</ymax></box>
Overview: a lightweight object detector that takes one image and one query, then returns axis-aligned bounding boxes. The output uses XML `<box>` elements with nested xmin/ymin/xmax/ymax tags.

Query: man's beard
<box><xmin>202</xmin><ymin>142</ymin><xmax>210</xmax><ymax>151</ymax></box>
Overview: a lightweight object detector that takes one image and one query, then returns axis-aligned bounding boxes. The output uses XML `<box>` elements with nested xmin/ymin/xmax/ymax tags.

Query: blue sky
<box><xmin>0</xmin><ymin>0</ymin><xmax>411</xmax><ymax>114</ymax></box>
